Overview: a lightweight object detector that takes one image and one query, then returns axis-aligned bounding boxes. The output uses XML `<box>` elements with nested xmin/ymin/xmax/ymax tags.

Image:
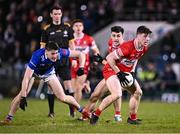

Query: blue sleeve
<box><xmin>28</xmin><ymin>54</ymin><xmax>39</xmax><ymax>70</ymax></box>
<box><xmin>59</xmin><ymin>48</ymin><xmax>70</xmax><ymax>58</ymax></box>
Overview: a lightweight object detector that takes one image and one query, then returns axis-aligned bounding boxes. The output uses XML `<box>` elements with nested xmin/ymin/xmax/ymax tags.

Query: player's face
<box><xmin>50</xmin><ymin>9</ymin><xmax>62</xmax><ymax>24</ymax></box>
<box><xmin>137</xmin><ymin>33</ymin><xmax>151</xmax><ymax>46</ymax></box>
<box><xmin>111</xmin><ymin>32</ymin><xmax>123</xmax><ymax>46</ymax></box>
<box><xmin>73</xmin><ymin>22</ymin><xmax>84</xmax><ymax>34</ymax></box>
<box><xmin>46</xmin><ymin>50</ymin><xmax>59</xmax><ymax>62</ymax></box>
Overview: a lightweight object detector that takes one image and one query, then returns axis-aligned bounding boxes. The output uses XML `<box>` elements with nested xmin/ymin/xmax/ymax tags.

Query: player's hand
<box><xmin>77</xmin><ymin>67</ymin><xmax>84</xmax><ymax>76</ymax></box>
<box><xmin>19</xmin><ymin>97</ymin><xmax>27</xmax><ymax>111</ymax></box>
<box><xmin>117</xmin><ymin>72</ymin><xmax>129</xmax><ymax>87</ymax></box>
<box><xmin>93</xmin><ymin>54</ymin><xmax>104</xmax><ymax>63</ymax></box>
<box><xmin>130</xmin><ymin>72</ymin><xmax>135</xmax><ymax>77</ymax></box>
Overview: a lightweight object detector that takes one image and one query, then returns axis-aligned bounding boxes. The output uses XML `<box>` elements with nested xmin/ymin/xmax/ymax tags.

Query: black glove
<box><xmin>117</xmin><ymin>72</ymin><xmax>129</xmax><ymax>87</ymax></box>
<box><xmin>130</xmin><ymin>72</ymin><xmax>135</xmax><ymax>77</ymax></box>
<box><xmin>19</xmin><ymin>97</ymin><xmax>27</xmax><ymax>111</ymax></box>
<box><xmin>77</xmin><ymin>67</ymin><xmax>84</xmax><ymax>76</ymax></box>
<box><xmin>93</xmin><ymin>54</ymin><xmax>104</xmax><ymax>63</ymax></box>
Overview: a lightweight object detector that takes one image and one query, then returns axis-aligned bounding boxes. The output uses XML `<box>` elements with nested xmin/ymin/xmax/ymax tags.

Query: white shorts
<box><xmin>35</xmin><ymin>70</ymin><xmax>56</xmax><ymax>82</ymax></box>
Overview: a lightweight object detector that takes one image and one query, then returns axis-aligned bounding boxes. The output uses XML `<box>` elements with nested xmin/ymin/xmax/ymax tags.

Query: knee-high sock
<box><xmin>47</xmin><ymin>94</ymin><xmax>55</xmax><ymax>114</ymax></box>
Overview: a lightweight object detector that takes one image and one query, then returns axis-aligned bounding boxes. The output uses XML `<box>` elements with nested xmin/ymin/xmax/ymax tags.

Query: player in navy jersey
<box><xmin>0</xmin><ymin>42</ymin><xmax>85</xmax><ymax>125</ymax></box>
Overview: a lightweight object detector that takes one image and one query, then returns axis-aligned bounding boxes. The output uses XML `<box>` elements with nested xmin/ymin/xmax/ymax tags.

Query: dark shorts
<box><xmin>55</xmin><ymin>58</ymin><xmax>71</xmax><ymax>81</ymax></box>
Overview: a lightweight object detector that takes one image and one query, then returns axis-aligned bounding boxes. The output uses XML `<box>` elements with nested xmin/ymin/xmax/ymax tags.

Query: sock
<box><xmin>6</xmin><ymin>115</ymin><xmax>13</xmax><ymax>121</ymax></box>
<box><xmin>115</xmin><ymin>111</ymin><xmax>121</xmax><ymax>115</ymax></box>
<box><xmin>77</xmin><ymin>106</ymin><xmax>84</xmax><ymax>113</ymax></box>
<box><xmin>130</xmin><ymin>113</ymin><xmax>137</xmax><ymax>120</ymax></box>
<box><xmin>94</xmin><ymin>108</ymin><xmax>102</xmax><ymax>117</ymax></box>
<box><xmin>47</xmin><ymin>94</ymin><xmax>55</xmax><ymax>114</ymax></box>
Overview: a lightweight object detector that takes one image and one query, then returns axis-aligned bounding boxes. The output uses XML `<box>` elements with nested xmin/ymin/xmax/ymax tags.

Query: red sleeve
<box><xmin>85</xmin><ymin>35</ymin><xmax>94</xmax><ymax>47</ymax></box>
<box><xmin>116</xmin><ymin>42</ymin><xmax>130</xmax><ymax>57</ymax></box>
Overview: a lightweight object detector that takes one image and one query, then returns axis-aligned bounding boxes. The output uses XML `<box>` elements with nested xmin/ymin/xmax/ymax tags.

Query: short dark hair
<box><xmin>72</xmin><ymin>19</ymin><xmax>84</xmax><ymax>26</ymax></box>
<box><xmin>111</xmin><ymin>26</ymin><xmax>124</xmax><ymax>34</ymax></box>
<box><xmin>45</xmin><ymin>41</ymin><xmax>59</xmax><ymax>51</ymax></box>
<box><xmin>50</xmin><ymin>4</ymin><xmax>62</xmax><ymax>13</ymax></box>
<box><xmin>136</xmin><ymin>25</ymin><xmax>152</xmax><ymax>35</ymax></box>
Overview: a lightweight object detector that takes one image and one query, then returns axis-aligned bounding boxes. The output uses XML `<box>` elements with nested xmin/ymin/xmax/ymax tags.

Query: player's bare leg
<box><xmin>126</xmin><ymin>79</ymin><xmax>142</xmax><ymax>124</ymax></box>
<box><xmin>79</xmin><ymin>79</ymin><xmax>107</xmax><ymax>120</ymax></box>
<box><xmin>113</xmin><ymin>98</ymin><xmax>122</xmax><ymax>122</ymax></box>
<box><xmin>85</xmin><ymin>79</ymin><xmax>107</xmax><ymax>112</ymax></box>
<box><xmin>71</xmin><ymin>78</ymin><xmax>78</xmax><ymax>92</ymax></box>
<box><xmin>98</xmin><ymin>76</ymin><xmax>122</xmax><ymax>112</ymax></box>
<box><xmin>83</xmin><ymin>80</ymin><xmax>91</xmax><ymax>94</ymax></box>
<box><xmin>48</xmin><ymin>75</ymin><xmax>83</xmax><ymax>111</ymax></box>
<box><xmin>74</xmin><ymin>74</ymin><xmax>87</xmax><ymax>103</ymax></box>
<box><xmin>82</xmin><ymin>78</ymin><xmax>122</xmax><ymax>122</ymax></box>
<box><xmin>90</xmin><ymin>75</ymin><xmax>122</xmax><ymax>124</ymax></box>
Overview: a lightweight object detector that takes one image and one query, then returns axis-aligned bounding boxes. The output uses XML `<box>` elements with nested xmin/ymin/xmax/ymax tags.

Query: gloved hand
<box><xmin>117</xmin><ymin>72</ymin><xmax>129</xmax><ymax>87</ymax></box>
<box><xmin>93</xmin><ymin>54</ymin><xmax>104</xmax><ymax>63</ymax></box>
<box><xmin>19</xmin><ymin>97</ymin><xmax>27</xmax><ymax>111</ymax></box>
<box><xmin>77</xmin><ymin>67</ymin><xmax>84</xmax><ymax>76</ymax></box>
<box><xmin>130</xmin><ymin>72</ymin><xmax>135</xmax><ymax>77</ymax></box>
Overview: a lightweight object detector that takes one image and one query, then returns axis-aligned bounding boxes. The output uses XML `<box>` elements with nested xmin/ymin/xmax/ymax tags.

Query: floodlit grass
<box><xmin>0</xmin><ymin>99</ymin><xmax>180</xmax><ymax>133</ymax></box>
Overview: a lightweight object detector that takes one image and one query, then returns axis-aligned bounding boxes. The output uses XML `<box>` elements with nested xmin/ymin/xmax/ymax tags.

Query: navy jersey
<box><xmin>28</xmin><ymin>48</ymin><xmax>70</xmax><ymax>75</ymax></box>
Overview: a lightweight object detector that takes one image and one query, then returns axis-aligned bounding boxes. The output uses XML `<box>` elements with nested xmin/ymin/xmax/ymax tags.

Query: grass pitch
<box><xmin>0</xmin><ymin>99</ymin><xmax>180</xmax><ymax>133</ymax></box>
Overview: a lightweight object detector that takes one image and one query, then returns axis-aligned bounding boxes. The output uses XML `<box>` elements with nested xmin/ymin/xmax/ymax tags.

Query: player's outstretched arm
<box><xmin>69</xmin><ymin>50</ymin><xmax>85</xmax><ymax>68</ymax></box>
<box><xmin>19</xmin><ymin>66</ymin><xmax>34</xmax><ymax>111</ymax></box>
<box><xmin>20</xmin><ymin>66</ymin><xmax>34</xmax><ymax>97</ymax></box>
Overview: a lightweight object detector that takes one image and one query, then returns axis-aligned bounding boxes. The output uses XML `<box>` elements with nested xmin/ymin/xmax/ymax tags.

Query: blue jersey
<box><xmin>28</xmin><ymin>48</ymin><xmax>70</xmax><ymax>75</ymax></box>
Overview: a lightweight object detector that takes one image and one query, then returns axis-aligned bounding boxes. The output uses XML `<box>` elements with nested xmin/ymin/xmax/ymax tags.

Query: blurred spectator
<box><xmin>4</xmin><ymin>24</ymin><xmax>15</xmax><ymax>62</ymax></box>
<box><xmin>138</xmin><ymin>62</ymin><xmax>160</xmax><ymax>100</ymax></box>
<box><xmin>160</xmin><ymin>64</ymin><xmax>178</xmax><ymax>93</ymax></box>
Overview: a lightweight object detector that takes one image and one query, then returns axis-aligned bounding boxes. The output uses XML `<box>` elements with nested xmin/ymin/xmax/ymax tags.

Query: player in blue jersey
<box><xmin>0</xmin><ymin>41</ymin><xmax>86</xmax><ymax>125</ymax></box>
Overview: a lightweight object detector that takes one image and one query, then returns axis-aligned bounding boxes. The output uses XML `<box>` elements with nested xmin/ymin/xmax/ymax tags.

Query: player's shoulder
<box><xmin>43</xmin><ymin>24</ymin><xmax>51</xmax><ymax>30</ymax></box>
<box><xmin>32</xmin><ymin>48</ymin><xmax>45</xmax><ymax>57</ymax></box>
<box><xmin>83</xmin><ymin>34</ymin><xmax>94</xmax><ymax>40</ymax></box>
<box><xmin>123</xmin><ymin>40</ymin><xmax>134</xmax><ymax>45</ymax></box>
<box><xmin>119</xmin><ymin>40</ymin><xmax>134</xmax><ymax>51</ymax></box>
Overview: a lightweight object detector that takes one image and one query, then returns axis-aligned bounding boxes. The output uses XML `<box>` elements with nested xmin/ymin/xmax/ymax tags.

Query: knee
<box><xmin>113</xmin><ymin>92</ymin><xmax>122</xmax><ymax>100</ymax></box>
<box><xmin>57</xmin><ymin>95</ymin><xmax>66</xmax><ymax>102</ymax></box>
<box><xmin>117</xmin><ymin>93</ymin><xmax>122</xmax><ymax>99</ymax></box>
<box><xmin>134</xmin><ymin>89</ymin><xmax>143</xmax><ymax>99</ymax></box>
